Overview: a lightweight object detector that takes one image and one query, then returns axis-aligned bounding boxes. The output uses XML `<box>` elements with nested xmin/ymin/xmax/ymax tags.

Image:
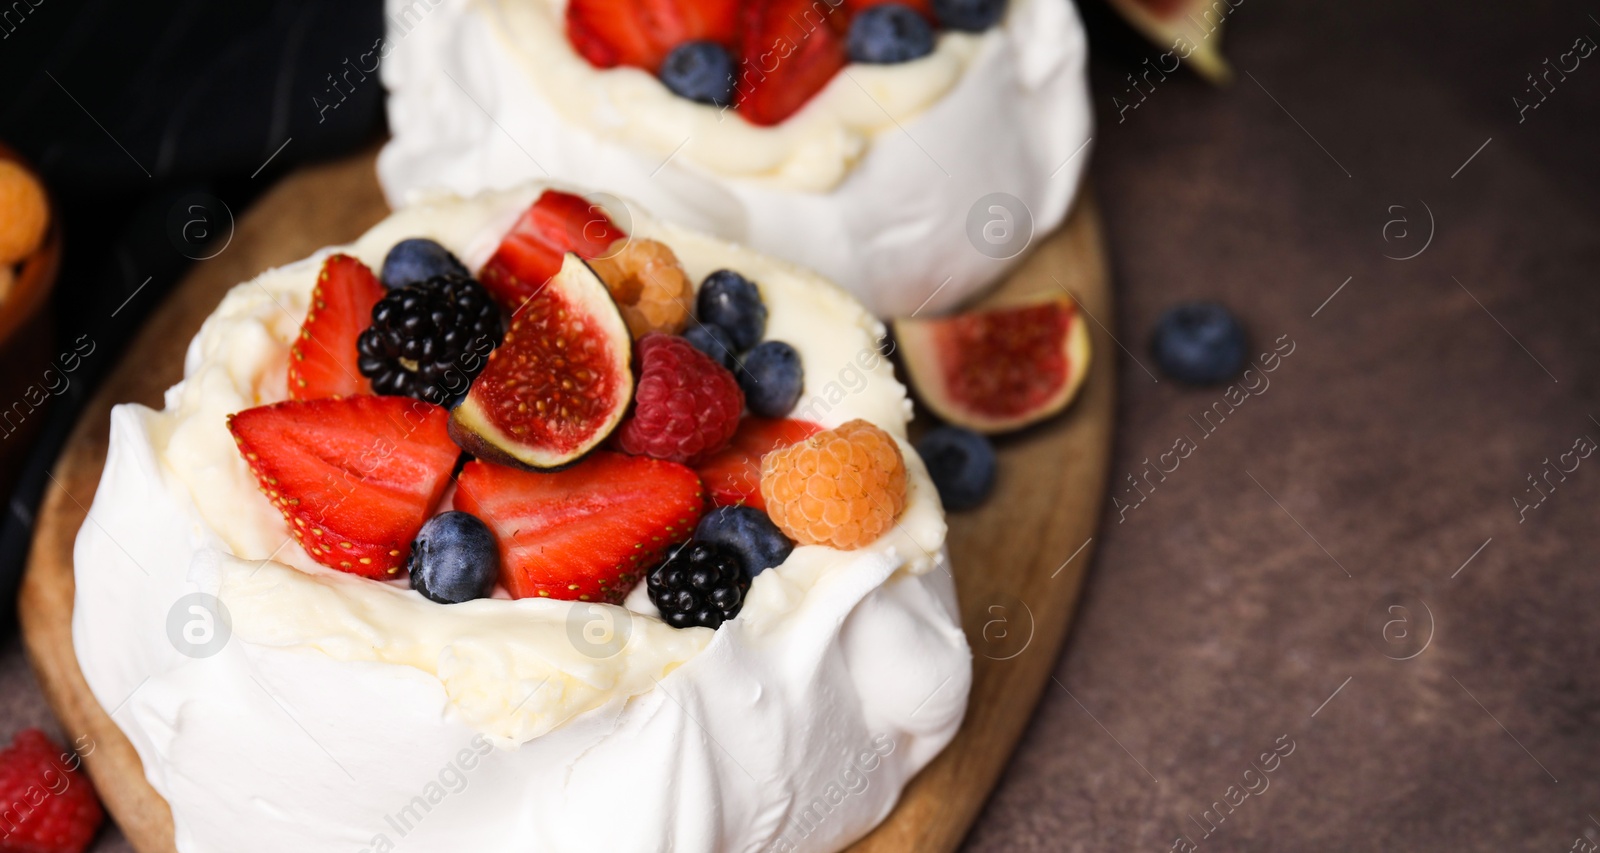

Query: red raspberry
<box><xmin>0</xmin><ymin>729</ymin><xmax>103</xmax><ymax>853</ymax></box>
<box><xmin>615</xmin><ymin>334</ymin><xmax>744</xmax><ymax>464</ymax></box>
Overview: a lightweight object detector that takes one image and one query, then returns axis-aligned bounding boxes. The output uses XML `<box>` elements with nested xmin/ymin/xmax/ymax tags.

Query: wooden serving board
<box><xmin>18</xmin><ymin>150</ymin><xmax>1114</xmax><ymax>853</ymax></box>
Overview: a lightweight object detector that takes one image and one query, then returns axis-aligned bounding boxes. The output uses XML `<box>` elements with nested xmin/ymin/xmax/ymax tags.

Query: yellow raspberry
<box><xmin>760</xmin><ymin>419</ymin><xmax>907</xmax><ymax>550</ymax></box>
<box><xmin>0</xmin><ymin>160</ymin><xmax>48</xmax><ymax>265</ymax></box>
<box><xmin>590</xmin><ymin>238</ymin><xmax>692</xmax><ymax>338</ymax></box>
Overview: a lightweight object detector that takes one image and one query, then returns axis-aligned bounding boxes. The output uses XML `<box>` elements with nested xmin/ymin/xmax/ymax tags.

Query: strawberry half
<box><xmin>480</xmin><ymin>191</ymin><xmax>628</xmax><ymax>313</ymax></box>
<box><xmin>288</xmin><ymin>254</ymin><xmax>385</xmax><ymax>401</ymax></box>
<box><xmin>454</xmin><ymin>452</ymin><xmax>704</xmax><ymax>602</ymax></box>
<box><xmin>736</xmin><ymin>0</ymin><xmax>848</xmax><ymax>126</ymax></box>
<box><xmin>228</xmin><ymin>395</ymin><xmax>460</xmax><ymax>579</ymax></box>
<box><xmin>567</xmin><ymin>0</ymin><xmax>740</xmax><ymax>71</ymax></box>
<box><xmin>694</xmin><ymin>417</ymin><xmax>822</xmax><ymax>510</ymax></box>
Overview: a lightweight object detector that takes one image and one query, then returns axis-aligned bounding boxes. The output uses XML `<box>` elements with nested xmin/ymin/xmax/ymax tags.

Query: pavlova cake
<box><xmin>376</xmin><ymin>0</ymin><xmax>1093</xmax><ymax>316</ymax></box>
<box><xmin>72</xmin><ymin>185</ymin><xmax>970</xmax><ymax>851</ymax></box>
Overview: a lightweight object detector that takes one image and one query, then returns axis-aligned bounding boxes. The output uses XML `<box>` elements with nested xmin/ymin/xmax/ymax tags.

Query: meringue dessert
<box><xmin>377</xmin><ymin>0</ymin><xmax>1093</xmax><ymax>316</ymax></box>
<box><xmin>73</xmin><ymin>184</ymin><xmax>971</xmax><ymax>852</ymax></box>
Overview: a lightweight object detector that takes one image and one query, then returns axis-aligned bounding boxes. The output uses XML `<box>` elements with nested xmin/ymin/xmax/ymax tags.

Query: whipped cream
<box><xmin>73</xmin><ymin>184</ymin><xmax>971</xmax><ymax>852</ymax></box>
<box><xmin>377</xmin><ymin>0</ymin><xmax>1093</xmax><ymax>317</ymax></box>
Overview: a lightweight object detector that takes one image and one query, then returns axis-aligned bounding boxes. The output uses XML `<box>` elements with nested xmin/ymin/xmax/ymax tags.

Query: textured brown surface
<box><xmin>964</xmin><ymin>1</ymin><xmax>1600</xmax><ymax>851</ymax></box>
<box><xmin>6</xmin><ymin>0</ymin><xmax>1600</xmax><ymax>850</ymax></box>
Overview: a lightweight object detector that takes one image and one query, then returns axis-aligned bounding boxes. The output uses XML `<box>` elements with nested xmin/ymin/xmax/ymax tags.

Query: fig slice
<box><xmin>449</xmin><ymin>253</ymin><xmax>633</xmax><ymax>470</ymax></box>
<box><xmin>894</xmin><ymin>295</ymin><xmax>1091</xmax><ymax>435</ymax></box>
<box><xmin>1104</xmin><ymin>0</ymin><xmax>1233</xmax><ymax>84</ymax></box>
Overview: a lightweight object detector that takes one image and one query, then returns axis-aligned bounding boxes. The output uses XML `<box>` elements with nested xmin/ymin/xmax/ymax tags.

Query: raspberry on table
<box><xmin>759</xmin><ymin>418</ymin><xmax>907</xmax><ymax>550</ymax></box>
<box><xmin>591</xmin><ymin>238</ymin><xmax>693</xmax><ymax>338</ymax></box>
<box><xmin>615</xmin><ymin>334</ymin><xmax>744</xmax><ymax>464</ymax></box>
<box><xmin>0</xmin><ymin>729</ymin><xmax>103</xmax><ymax>853</ymax></box>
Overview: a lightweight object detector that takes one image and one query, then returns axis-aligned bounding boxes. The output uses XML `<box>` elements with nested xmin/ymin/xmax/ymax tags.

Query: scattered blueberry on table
<box><xmin>1151</xmin><ymin>301</ymin><xmax>1247</xmax><ymax>385</ymax></box>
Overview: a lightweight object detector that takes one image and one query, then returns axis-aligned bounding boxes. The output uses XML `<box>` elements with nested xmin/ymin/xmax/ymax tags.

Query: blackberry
<box><xmin>357</xmin><ymin>275</ymin><xmax>504</xmax><ymax>405</ymax></box>
<box><xmin>647</xmin><ymin>541</ymin><xmax>750</xmax><ymax>629</ymax></box>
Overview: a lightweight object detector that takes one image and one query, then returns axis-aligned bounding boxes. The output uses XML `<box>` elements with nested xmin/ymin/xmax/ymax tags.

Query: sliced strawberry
<box><xmin>567</xmin><ymin>0</ymin><xmax>740</xmax><ymax>71</ymax></box>
<box><xmin>736</xmin><ymin>0</ymin><xmax>848</xmax><ymax>126</ymax></box>
<box><xmin>694</xmin><ymin>417</ymin><xmax>822</xmax><ymax>510</ymax></box>
<box><xmin>228</xmin><ymin>395</ymin><xmax>460</xmax><ymax>579</ymax></box>
<box><xmin>288</xmin><ymin>254</ymin><xmax>385</xmax><ymax>401</ymax></box>
<box><xmin>455</xmin><ymin>452</ymin><xmax>704</xmax><ymax>602</ymax></box>
<box><xmin>479</xmin><ymin>190</ymin><xmax>628</xmax><ymax>313</ymax></box>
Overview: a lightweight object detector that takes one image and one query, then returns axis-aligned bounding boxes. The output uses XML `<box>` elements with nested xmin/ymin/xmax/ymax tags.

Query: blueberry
<box><xmin>916</xmin><ymin>426</ymin><xmax>997</xmax><ymax>511</ymax></box>
<box><xmin>739</xmin><ymin>340</ymin><xmax>803</xmax><ymax>418</ymax></box>
<box><xmin>697</xmin><ymin>270</ymin><xmax>766</xmax><ymax>351</ymax></box>
<box><xmin>659</xmin><ymin>41</ymin><xmax>736</xmax><ymax>106</ymax></box>
<box><xmin>408</xmin><ymin>512</ymin><xmax>499</xmax><ymax>604</ymax></box>
<box><xmin>848</xmin><ymin>4</ymin><xmax>935</xmax><ymax>64</ymax></box>
<box><xmin>683</xmin><ymin>323</ymin><xmax>739</xmax><ymax>370</ymax></box>
<box><xmin>694</xmin><ymin>506</ymin><xmax>794</xmax><ymax>577</ymax></box>
<box><xmin>1152</xmin><ymin>301</ymin><xmax>1248</xmax><ymax>385</ymax></box>
<box><xmin>381</xmin><ymin>238</ymin><xmax>469</xmax><ymax>289</ymax></box>
<box><xmin>931</xmin><ymin>0</ymin><xmax>1006</xmax><ymax>31</ymax></box>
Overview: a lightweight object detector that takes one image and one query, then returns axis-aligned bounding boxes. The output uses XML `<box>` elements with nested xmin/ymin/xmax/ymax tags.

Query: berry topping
<box><xmin>931</xmin><ymin>0</ymin><xmax>1005</xmax><ymax>31</ymax></box>
<box><xmin>847</xmin><ymin>4</ymin><xmax>935</xmax><ymax>64</ymax></box>
<box><xmin>760</xmin><ymin>418</ymin><xmax>907</xmax><ymax>550</ymax></box>
<box><xmin>590</xmin><ymin>237</ymin><xmax>693</xmax><ymax>339</ymax></box>
<box><xmin>915</xmin><ymin>425</ymin><xmax>996</xmax><ymax>511</ymax></box>
<box><xmin>380</xmin><ymin>238</ymin><xmax>469</xmax><ymax>289</ymax></box>
<box><xmin>894</xmin><ymin>295</ymin><xmax>1091</xmax><ymax>434</ymax></box>
<box><xmin>1151</xmin><ymin>301</ymin><xmax>1247</xmax><ymax>385</ymax></box>
<box><xmin>450</xmin><ymin>254</ymin><xmax>634</xmax><ymax>471</ymax></box>
<box><xmin>356</xmin><ymin>275</ymin><xmax>503</xmax><ymax>405</ymax></box>
<box><xmin>408</xmin><ymin>511</ymin><xmax>501</xmax><ymax>604</ymax></box>
<box><xmin>694</xmin><ymin>416</ymin><xmax>822</xmax><ymax>509</ymax></box>
<box><xmin>660</xmin><ymin>40</ymin><xmax>737</xmax><ymax>105</ymax></box>
<box><xmin>682</xmin><ymin>322</ymin><xmax>739</xmax><ymax>369</ymax></box>
<box><xmin>736</xmin><ymin>0</ymin><xmax>848</xmax><ymax>125</ymax></box>
<box><xmin>647</xmin><ymin>541</ymin><xmax>750</xmax><ymax>629</ymax></box>
<box><xmin>694</xmin><ymin>504</ymin><xmax>794</xmax><ymax>577</ymax></box>
<box><xmin>479</xmin><ymin>190</ymin><xmax>627</xmax><ymax>312</ymax></box>
<box><xmin>454</xmin><ymin>453</ymin><xmax>705</xmax><ymax>602</ymax></box>
<box><xmin>696</xmin><ymin>269</ymin><xmax>766</xmax><ymax>351</ymax></box>
<box><xmin>738</xmin><ymin>340</ymin><xmax>803</xmax><ymax>418</ymax></box>
<box><xmin>227</xmin><ymin>396</ymin><xmax>459</xmax><ymax>578</ymax></box>
<box><xmin>0</xmin><ymin>729</ymin><xmax>102</xmax><ymax>853</ymax></box>
<box><xmin>288</xmin><ymin>254</ymin><xmax>385</xmax><ymax>401</ymax></box>
<box><xmin>615</xmin><ymin>334</ymin><xmax>744</xmax><ymax>464</ymax></box>
<box><xmin>567</xmin><ymin>0</ymin><xmax>740</xmax><ymax>71</ymax></box>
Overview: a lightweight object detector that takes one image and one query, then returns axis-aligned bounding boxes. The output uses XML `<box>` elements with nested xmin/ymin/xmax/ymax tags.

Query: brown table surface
<box><xmin>7</xmin><ymin>0</ymin><xmax>1600</xmax><ymax>850</ymax></box>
